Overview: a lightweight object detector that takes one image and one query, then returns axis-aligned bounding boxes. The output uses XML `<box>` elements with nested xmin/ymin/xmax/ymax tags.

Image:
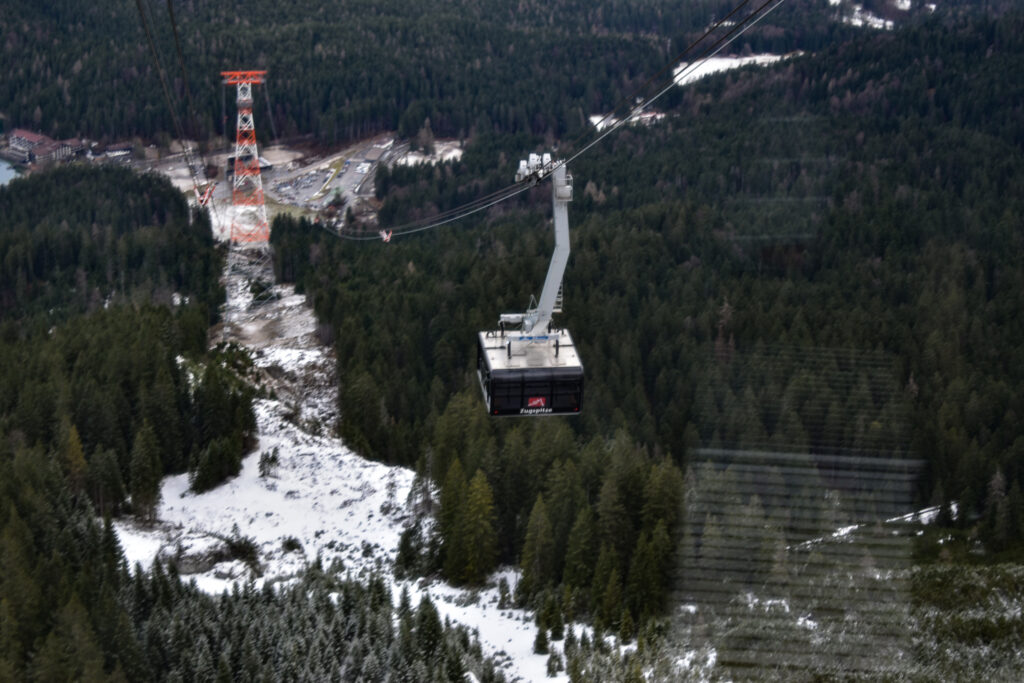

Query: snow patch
<box><xmin>886</xmin><ymin>503</ymin><xmax>958</xmax><ymax>525</ymax></box>
<box><xmin>674</xmin><ymin>54</ymin><xmax>784</xmax><ymax>87</ymax></box>
<box><xmin>589</xmin><ymin>110</ymin><xmax>666</xmax><ymax>132</ymax></box>
<box><xmin>843</xmin><ymin>5</ymin><xmax>894</xmax><ymax>30</ymax></box>
<box><xmin>398</xmin><ymin>140</ymin><xmax>463</xmax><ymax>166</ymax></box>
<box><xmin>797</xmin><ymin>614</ymin><xmax>819</xmax><ymax>630</ymax></box>
<box><xmin>113</xmin><ymin>522</ymin><xmax>165</xmax><ymax>571</ymax></box>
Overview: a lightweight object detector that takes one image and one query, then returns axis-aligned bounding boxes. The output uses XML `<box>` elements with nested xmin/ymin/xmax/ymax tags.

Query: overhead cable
<box><xmin>329</xmin><ymin>0</ymin><xmax>789</xmax><ymax>241</ymax></box>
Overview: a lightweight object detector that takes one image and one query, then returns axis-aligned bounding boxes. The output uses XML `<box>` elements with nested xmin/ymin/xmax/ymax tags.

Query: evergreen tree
<box><xmin>129</xmin><ymin>421</ymin><xmax>162</xmax><ymax>523</ymax></box>
<box><xmin>618</xmin><ymin>607</ymin><xmax>634</xmax><ymax>644</ymax></box>
<box><xmin>546</xmin><ymin>650</ymin><xmax>563</xmax><ymax>677</ymax></box>
<box><xmin>440</xmin><ymin>459</ymin><xmax>468</xmax><ymax>581</ymax></box>
<box><xmin>589</xmin><ymin>544</ymin><xmax>618</xmax><ymax>627</ymax></box>
<box><xmin>600</xmin><ymin>568</ymin><xmax>623</xmax><ymax>632</ymax></box>
<box><xmin>87</xmin><ymin>447</ymin><xmax>125</xmax><ymax>517</ymax></box>
<box><xmin>31</xmin><ymin>594</ymin><xmax>105</xmax><ymax>682</ymax></box>
<box><xmin>0</xmin><ymin>599</ymin><xmax>22</xmax><ymax>681</ymax></box>
<box><xmin>625</xmin><ymin>532</ymin><xmax>659</xmax><ymax>620</ymax></box>
<box><xmin>648</xmin><ymin>520</ymin><xmax>672</xmax><ymax>598</ymax></box>
<box><xmin>641</xmin><ymin>459</ymin><xmax>684</xmax><ymax>534</ymax></box>
<box><xmin>563</xmin><ymin>507</ymin><xmax>597</xmax><ymax>592</ymax></box>
<box><xmin>596</xmin><ymin>474</ymin><xmax>633</xmax><ymax>571</ymax></box>
<box><xmin>414</xmin><ymin>596</ymin><xmax>443</xmax><ymax>661</ymax></box>
<box><xmin>520</xmin><ymin>494</ymin><xmax>555</xmax><ymax>600</ymax></box>
<box><xmin>533</xmin><ymin>624</ymin><xmax>548</xmax><ymax>655</ymax></box>
<box><xmin>544</xmin><ymin>460</ymin><xmax>587</xmax><ymax>579</ymax></box>
<box><xmin>459</xmin><ymin>471</ymin><xmax>498</xmax><ymax>585</ymax></box>
<box><xmin>59</xmin><ymin>422</ymin><xmax>88</xmax><ymax>496</ymax></box>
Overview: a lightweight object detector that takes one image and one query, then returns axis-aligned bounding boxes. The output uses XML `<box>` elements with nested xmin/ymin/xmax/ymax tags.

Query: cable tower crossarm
<box><xmin>221</xmin><ymin>70</ymin><xmax>267</xmax><ymax>85</ymax></box>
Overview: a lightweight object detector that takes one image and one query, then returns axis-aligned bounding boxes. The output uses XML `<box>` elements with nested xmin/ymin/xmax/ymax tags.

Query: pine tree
<box><xmin>533</xmin><ymin>624</ymin><xmax>548</xmax><ymax>655</ymax></box>
<box><xmin>546</xmin><ymin>650</ymin><xmax>563</xmax><ymax>677</ymax></box>
<box><xmin>130</xmin><ymin>421</ymin><xmax>162</xmax><ymax>523</ymax></box>
<box><xmin>986</xmin><ymin>469</ymin><xmax>1010</xmax><ymax>550</ymax></box>
<box><xmin>623</xmin><ymin>658</ymin><xmax>645</xmax><ymax>683</ymax></box>
<box><xmin>414</xmin><ymin>596</ymin><xmax>442</xmax><ymax>660</ymax></box>
<box><xmin>600</xmin><ymin>567</ymin><xmax>623</xmax><ymax>632</ymax></box>
<box><xmin>459</xmin><ymin>471</ymin><xmax>498</xmax><ymax>585</ymax></box>
<box><xmin>648</xmin><ymin>520</ymin><xmax>672</xmax><ymax>598</ymax></box>
<box><xmin>589</xmin><ymin>543</ymin><xmax>618</xmax><ymax>622</ymax></box>
<box><xmin>498</xmin><ymin>427</ymin><xmax>531</xmax><ymax>562</ymax></box>
<box><xmin>31</xmin><ymin>594</ymin><xmax>105</xmax><ymax>682</ymax></box>
<box><xmin>88</xmin><ymin>447</ymin><xmax>125</xmax><ymax>517</ymax></box>
<box><xmin>641</xmin><ymin>459</ymin><xmax>684</xmax><ymax>534</ymax></box>
<box><xmin>59</xmin><ymin>422</ymin><xmax>88</xmax><ymax>496</ymax></box>
<box><xmin>550</xmin><ymin>604</ymin><xmax>564</xmax><ymax>642</ymax></box>
<box><xmin>618</xmin><ymin>607</ymin><xmax>634</xmax><ymax>644</ymax></box>
<box><xmin>520</xmin><ymin>494</ymin><xmax>555</xmax><ymax>600</ymax></box>
<box><xmin>0</xmin><ymin>598</ymin><xmax>23</xmax><ymax>681</ymax></box>
<box><xmin>625</xmin><ymin>532</ymin><xmax>658</xmax><ymax>620</ymax></box>
<box><xmin>596</xmin><ymin>474</ymin><xmax>633</xmax><ymax>569</ymax></box>
<box><xmin>144</xmin><ymin>362</ymin><xmax>185</xmax><ymax>472</ymax></box>
<box><xmin>497</xmin><ymin>578</ymin><xmax>511</xmax><ymax>609</ymax></box>
<box><xmin>563</xmin><ymin>507</ymin><xmax>597</xmax><ymax>592</ymax></box>
<box><xmin>567</xmin><ymin>653</ymin><xmax>586</xmax><ymax>683</ymax></box>
<box><xmin>440</xmin><ymin>459</ymin><xmax>468</xmax><ymax>582</ymax></box>
<box><xmin>544</xmin><ymin>459</ymin><xmax>586</xmax><ymax>579</ymax></box>
<box><xmin>0</xmin><ymin>506</ymin><xmax>42</xmax><ymax>656</ymax></box>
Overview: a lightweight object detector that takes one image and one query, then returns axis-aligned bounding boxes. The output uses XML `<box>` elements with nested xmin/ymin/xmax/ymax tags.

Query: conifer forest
<box><xmin>1</xmin><ymin>0</ymin><xmax>1023</xmax><ymax>680</ymax></box>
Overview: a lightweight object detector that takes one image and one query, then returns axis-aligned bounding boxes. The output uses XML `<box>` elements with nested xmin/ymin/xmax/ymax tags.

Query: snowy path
<box><xmin>117</xmin><ymin>250</ymin><xmax>414</xmax><ymax>587</ymax></box>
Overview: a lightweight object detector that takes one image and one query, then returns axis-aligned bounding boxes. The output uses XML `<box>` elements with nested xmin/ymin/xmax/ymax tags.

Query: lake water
<box><xmin>0</xmin><ymin>159</ymin><xmax>18</xmax><ymax>186</ymax></box>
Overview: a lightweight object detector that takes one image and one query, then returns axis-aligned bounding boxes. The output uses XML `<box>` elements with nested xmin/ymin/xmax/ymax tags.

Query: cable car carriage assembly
<box><xmin>477</xmin><ymin>155</ymin><xmax>584</xmax><ymax>416</ymax></box>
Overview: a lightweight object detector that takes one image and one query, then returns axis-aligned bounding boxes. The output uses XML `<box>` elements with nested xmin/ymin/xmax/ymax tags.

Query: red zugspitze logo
<box><xmin>527</xmin><ymin>397</ymin><xmax>547</xmax><ymax>408</ymax></box>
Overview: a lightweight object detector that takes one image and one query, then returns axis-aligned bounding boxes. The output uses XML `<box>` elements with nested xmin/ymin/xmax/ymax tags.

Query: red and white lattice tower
<box><xmin>222</xmin><ymin>70</ymin><xmax>269</xmax><ymax>244</ymax></box>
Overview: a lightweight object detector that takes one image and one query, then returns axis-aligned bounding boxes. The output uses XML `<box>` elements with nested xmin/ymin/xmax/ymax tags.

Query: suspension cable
<box><xmin>263</xmin><ymin>79</ymin><xmax>280</xmax><ymax>143</ymax></box>
<box><xmin>134</xmin><ymin>0</ymin><xmax>188</xmax><ymax>148</ymax></box>
<box><xmin>332</xmin><ymin>0</ymin><xmax>788</xmax><ymax>242</ymax></box>
<box><xmin>165</xmin><ymin>0</ymin><xmax>197</xmax><ymax>140</ymax></box>
<box><xmin>573</xmin><ymin>0</ymin><xmax>758</xmax><ymax>153</ymax></box>
<box><xmin>136</xmin><ymin>0</ymin><xmax>221</xmax><ymax>220</ymax></box>
<box><xmin>558</xmin><ymin>0</ymin><xmax>788</xmax><ymax>173</ymax></box>
<box><xmin>329</xmin><ymin>182</ymin><xmax>534</xmax><ymax>241</ymax></box>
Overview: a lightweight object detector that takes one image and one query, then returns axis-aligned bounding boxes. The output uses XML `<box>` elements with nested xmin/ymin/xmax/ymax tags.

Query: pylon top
<box><xmin>221</xmin><ymin>70</ymin><xmax>267</xmax><ymax>85</ymax></box>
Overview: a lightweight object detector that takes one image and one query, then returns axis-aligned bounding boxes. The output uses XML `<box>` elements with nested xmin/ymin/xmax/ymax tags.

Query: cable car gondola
<box><xmin>476</xmin><ymin>155</ymin><xmax>584</xmax><ymax>416</ymax></box>
<box><xmin>477</xmin><ymin>329</ymin><xmax>583</xmax><ymax>416</ymax></box>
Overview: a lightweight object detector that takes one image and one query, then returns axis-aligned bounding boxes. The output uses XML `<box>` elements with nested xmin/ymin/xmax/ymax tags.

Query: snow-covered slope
<box><xmin>114</xmin><ymin>244</ymin><xmax>574</xmax><ymax>682</ymax></box>
<box><xmin>117</xmin><ymin>249</ymin><xmax>413</xmax><ymax>586</ymax></box>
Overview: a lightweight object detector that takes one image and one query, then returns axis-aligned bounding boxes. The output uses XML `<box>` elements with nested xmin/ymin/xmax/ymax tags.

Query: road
<box><xmin>261</xmin><ymin>136</ymin><xmax>408</xmax><ymax>215</ymax></box>
<box><xmin>142</xmin><ymin>135</ymin><xmax>410</xmax><ymax>225</ymax></box>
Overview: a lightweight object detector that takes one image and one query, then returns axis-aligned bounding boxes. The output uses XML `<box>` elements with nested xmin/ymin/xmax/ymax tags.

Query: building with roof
<box><xmin>8</xmin><ymin>128</ymin><xmax>54</xmax><ymax>163</ymax></box>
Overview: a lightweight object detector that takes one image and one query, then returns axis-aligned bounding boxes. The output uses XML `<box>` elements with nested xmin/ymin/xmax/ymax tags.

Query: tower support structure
<box><xmin>222</xmin><ymin>70</ymin><xmax>269</xmax><ymax>244</ymax></box>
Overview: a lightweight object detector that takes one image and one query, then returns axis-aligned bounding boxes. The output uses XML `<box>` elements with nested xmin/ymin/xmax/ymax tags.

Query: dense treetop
<box><xmin>1</xmin><ymin>0</ymin><xmax>877</xmax><ymax>145</ymax></box>
<box><xmin>0</xmin><ymin>165</ymin><xmax>222</xmax><ymax>330</ymax></box>
<box><xmin>274</xmin><ymin>11</ymin><xmax>1024</xmax><ymax>597</ymax></box>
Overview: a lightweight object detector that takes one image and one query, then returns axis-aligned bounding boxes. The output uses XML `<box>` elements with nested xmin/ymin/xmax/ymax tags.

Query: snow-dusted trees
<box><xmin>426</xmin><ymin>404</ymin><xmax>685</xmax><ymax>631</ymax></box>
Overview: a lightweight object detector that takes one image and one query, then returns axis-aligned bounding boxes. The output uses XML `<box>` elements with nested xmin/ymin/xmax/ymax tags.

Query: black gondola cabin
<box><xmin>477</xmin><ymin>329</ymin><xmax>583</xmax><ymax>416</ymax></box>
